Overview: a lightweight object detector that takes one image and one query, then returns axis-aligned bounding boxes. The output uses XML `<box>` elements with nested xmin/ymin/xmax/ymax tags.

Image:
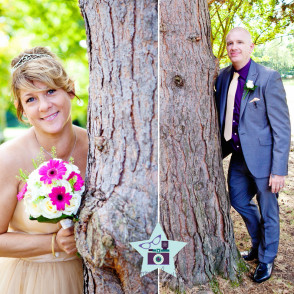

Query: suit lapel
<box><xmin>240</xmin><ymin>60</ymin><xmax>259</xmax><ymax>119</ymax></box>
<box><xmin>220</xmin><ymin>65</ymin><xmax>233</xmax><ymax>131</ymax></box>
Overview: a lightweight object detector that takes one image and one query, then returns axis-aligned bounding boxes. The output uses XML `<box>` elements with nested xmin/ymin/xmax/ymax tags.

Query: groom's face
<box><xmin>226</xmin><ymin>29</ymin><xmax>254</xmax><ymax>70</ymax></box>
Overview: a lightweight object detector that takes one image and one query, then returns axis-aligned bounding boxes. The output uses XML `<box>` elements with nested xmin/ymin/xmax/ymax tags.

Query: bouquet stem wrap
<box><xmin>60</xmin><ymin>219</ymin><xmax>74</xmax><ymax>229</ymax></box>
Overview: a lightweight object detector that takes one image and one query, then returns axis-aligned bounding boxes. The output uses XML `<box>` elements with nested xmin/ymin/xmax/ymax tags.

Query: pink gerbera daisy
<box><xmin>49</xmin><ymin>186</ymin><xmax>72</xmax><ymax>211</ymax></box>
<box><xmin>67</xmin><ymin>172</ymin><xmax>84</xmax><ymax>191</ymax></box>
<box><xmin>39</xmin><ymin>160</ymin><xmax>67</xmax><ymax>184</ymax></box>
<box><xmin>17</xmin><ymin>183</ymin><xmax>28</xmax><ymax>201</ymax></box>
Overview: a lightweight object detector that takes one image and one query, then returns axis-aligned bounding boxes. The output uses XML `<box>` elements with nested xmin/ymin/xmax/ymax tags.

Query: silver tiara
<box><xmin>11</xmin><ymin>53</ymin><xmax>53</xmax><ymax>73</ymax></box>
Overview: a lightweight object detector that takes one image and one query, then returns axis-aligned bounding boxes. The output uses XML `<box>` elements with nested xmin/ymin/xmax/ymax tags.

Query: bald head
<box><xmin>226</xmin><ymin>27</ymin><xmax>252</xmax><ymax>43</ymax></box>
<box><xmin>226</xmin><ymin>27</ymin><xmax>254</xmax><ymax>70</ymax></box>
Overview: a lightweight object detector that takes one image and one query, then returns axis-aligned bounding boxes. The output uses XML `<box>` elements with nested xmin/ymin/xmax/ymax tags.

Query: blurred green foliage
<box><xmin>209</xmin><ymin>0</ymin><xmax>294</xmax><ymax>66</ymax></box>
<box><xmin>0</xmin><ymin>0</ymin><xmax>88</xmax><ymax>128</ymax></box>
<box><xmin>254</xmin><ymin>36</ymin><xmax>294</xmax><ymax>76</ymax></box>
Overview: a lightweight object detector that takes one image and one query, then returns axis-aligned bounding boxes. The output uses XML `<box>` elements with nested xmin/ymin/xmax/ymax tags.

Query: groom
<box><xmin>215</xmin><ymin>27</ymin><xmax>291</xmax><ymax>283</ymax></box>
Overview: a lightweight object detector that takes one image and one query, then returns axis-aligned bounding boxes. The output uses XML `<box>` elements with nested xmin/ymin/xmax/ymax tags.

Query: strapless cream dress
<box><xmin>0</xmin><ymin>200</ymin><xmax>83</xmax><ymax>294</ymax></box>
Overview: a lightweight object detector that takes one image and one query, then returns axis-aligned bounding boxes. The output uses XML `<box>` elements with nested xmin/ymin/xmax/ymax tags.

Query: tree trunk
<box><xmin>76</xmin><ymin>1</ymin><xmax>158</xmax><ymax>293</ymax></box>
<box><xmin>160</xmin><ymin>0</ymin><xmax>241</xmax><ymax>291</ymax></box>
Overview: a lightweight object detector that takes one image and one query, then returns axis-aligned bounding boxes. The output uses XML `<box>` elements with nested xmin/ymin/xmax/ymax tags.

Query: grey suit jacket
<box><xmin>215</xmin><ymin>60</ymin><xmax>291</xmax><ymax>178</ymax></box>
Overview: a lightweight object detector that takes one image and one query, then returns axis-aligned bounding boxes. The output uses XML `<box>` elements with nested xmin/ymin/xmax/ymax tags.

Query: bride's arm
<box><xmin>0</xmin><ymin>231</ymin><xmax>77</xmax><ymax>258</ymax></box>
<box><xmin>0</xmin><ymin>142</ymin><xmax>77</xmax><ymax>258</ymax></box>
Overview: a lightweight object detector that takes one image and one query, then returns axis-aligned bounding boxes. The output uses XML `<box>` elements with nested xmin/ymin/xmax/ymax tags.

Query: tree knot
<box><xmin>94</xmin><ymin>136</ymin><xmax>106</xmax><ymax>151</ymax></box>
<box><xmin>173</xmin><ymin>75</ymin><xmax>184</xmax><ymax>87</ymax></box>
<box><xmin>160</xmin><ymin>23</ymin><xmax>167</xmax><ymax>32</ymax></box>
<box><xmin>187</xmin><ymin>35</ymin><xmax>201</xmax><ymax>42</ymax></box>
<box><xmin>102</xmin><ymin>234</ymin><xmax>115</xmax><ymax>248</ymax></box>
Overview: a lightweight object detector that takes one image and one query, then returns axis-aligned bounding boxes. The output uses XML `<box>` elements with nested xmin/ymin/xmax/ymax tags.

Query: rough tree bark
<box><xmin>160</xmin><ymin>0</ymin><xmax>242</xmax><ymax>291</ymax></box>
<box><xmin>76</xmin><ymin>1</ymin><xmax>158</xmax><ymax>293</ymax></box>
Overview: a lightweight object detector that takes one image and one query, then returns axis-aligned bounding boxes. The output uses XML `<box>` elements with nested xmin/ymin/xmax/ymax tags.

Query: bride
<box><xmin>0</xmin><ymin>47</ymin><xmax>88</xmax><ymax>293</ymax></box>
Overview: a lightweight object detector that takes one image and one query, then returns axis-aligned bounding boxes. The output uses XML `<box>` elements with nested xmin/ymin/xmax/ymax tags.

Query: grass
<box><xmin>210</xmin><ymin>278</ymin><xmax>221</xmax><ymax>294</ymax></box>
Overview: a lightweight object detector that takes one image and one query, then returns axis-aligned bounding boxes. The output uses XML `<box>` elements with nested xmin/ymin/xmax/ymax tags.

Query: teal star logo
<box><xmin>130</xmin><ymin>223</ymin><xmax>186</xmax><ymax>277</ymax></box>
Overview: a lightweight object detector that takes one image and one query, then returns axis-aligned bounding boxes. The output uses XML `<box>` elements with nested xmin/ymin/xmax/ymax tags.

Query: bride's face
<box><xmin>19</xmin><ymin>81</ymin><xmax>74</xmax><ymax>134</ymax></box>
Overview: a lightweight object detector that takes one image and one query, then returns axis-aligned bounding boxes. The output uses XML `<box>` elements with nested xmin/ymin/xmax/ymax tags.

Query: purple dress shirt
<box><xmin>230</xmin><ymin>59</ymin><xmax>251</xmax><ymax>152</ymax></box>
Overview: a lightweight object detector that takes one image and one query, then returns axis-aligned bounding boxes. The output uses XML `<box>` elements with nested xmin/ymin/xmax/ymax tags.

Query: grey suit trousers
<box><xmin>228</xmin><ymin>152</ymin><xmax>279</xmax><ymax>263</ymax></box>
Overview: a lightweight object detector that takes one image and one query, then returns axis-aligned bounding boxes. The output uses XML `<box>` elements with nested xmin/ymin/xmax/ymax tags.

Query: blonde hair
<box><xmin>11</xmin><ymin>47</ymin><xmax>75</xmax><ymax>121</ymax></box>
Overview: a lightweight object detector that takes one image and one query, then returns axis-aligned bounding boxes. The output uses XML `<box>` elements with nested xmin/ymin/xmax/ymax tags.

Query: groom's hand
<box><xmin>269</xmin><ymin>174</ymin><xmax>285</xmax><ymax>193</ymax></box>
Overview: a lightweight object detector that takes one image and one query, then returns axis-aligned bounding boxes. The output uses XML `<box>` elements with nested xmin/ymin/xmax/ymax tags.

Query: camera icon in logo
<box><xmin>147</xmin><ymin>241</ymin><xmax>169</xmax><ymax>265</ymax></box>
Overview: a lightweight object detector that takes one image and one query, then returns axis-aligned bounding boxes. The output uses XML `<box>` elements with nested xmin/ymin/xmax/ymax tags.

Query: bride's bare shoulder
<box><xmin>75</xmin><ymin>125</ymin><xmax>88</xmax><ymax>138</ymax></box>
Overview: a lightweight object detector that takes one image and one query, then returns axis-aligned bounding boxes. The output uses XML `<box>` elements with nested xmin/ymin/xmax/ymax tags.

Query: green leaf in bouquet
<box><xmin>35</xmin><ymin>182</ymin><xmax>42</xmax><ymax>188</ymax></box>
<box><xmin>16</xmin><ymin>168</ymin><xmax>29</xmax><ymax>182</ymax></box>
<box><xmin>29</xmin><ymin>214</ymin><xmax>78</xmax><ymax>224</ymax></box>
<box><xmin>69</xmin><ymin>177</ymin><xmax>75</xmax><ymax>191</ymax></box>
<box><xmin>32</xmin><ymin>159</ymin><xmax>38</xmax><ymax>169</ymax></box>
<box><xmin>32</xmin><ymin>196</ymin><xmax>46</xmax><ymax>205</ymax></box>
<box><xmin>51</xmin><ymin>146</ymin><xmax>57</xmax><ymax>158</ymax></box>
<box><xmin>33</xmin><ymin>148</ymin><xmax>46</xmax><ymax>167</ymax></box>
<box><xmin>52</xmin><ymin>180</ymin><xmax>58</xmax><ymax>186</ymax></box>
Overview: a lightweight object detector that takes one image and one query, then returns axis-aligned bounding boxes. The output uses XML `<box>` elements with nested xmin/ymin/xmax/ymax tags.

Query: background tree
<box><xmin>210</xmin><ymin>0</ymin><xmax>294</xmax><ymax>64</ymax></box>
<box><xmin>75</xmin><ymin>1</ymin><xmax>158</xmax><ymax>293</ymax></box>
<box><xmin>160</xmin><ymin>0</ymin><xmax>242</xmax><ymax>291</ymax></box>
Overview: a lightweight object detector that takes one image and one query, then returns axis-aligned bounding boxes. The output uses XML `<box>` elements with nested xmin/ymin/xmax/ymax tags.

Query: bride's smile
<box><xmin>41</xmin><ymin>111</ymin><xmax>59</xmax><ymax>121</ymax></box>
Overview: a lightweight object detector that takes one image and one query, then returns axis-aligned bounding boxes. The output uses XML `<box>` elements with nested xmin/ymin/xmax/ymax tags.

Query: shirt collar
<box><xmin>234</xmin><ymin>59</ymin><xmax>251</xmax><ymax>80</ymax></box>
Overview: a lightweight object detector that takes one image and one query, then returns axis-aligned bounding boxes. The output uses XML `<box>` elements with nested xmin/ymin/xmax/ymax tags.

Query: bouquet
<box><xmin>17</xmin><ymin>152</ymin><xmax>84</xmax><ymax>229</ymax></box>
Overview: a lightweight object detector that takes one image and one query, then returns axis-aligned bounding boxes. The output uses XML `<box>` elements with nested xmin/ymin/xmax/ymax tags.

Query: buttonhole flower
<box><xmin>39</xmin><ymin>159</ymin><xmax>66</xmax><ymax>184</ymax></box>
<box><xmin>49</xmin><ymin>186</ymin><xmax>72</xmax><ymax>211</ymax></box>
<box><xmin>243</xmin><ymin>80</ymin><xmax>258</xmax><ymax>100</ymax></box>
